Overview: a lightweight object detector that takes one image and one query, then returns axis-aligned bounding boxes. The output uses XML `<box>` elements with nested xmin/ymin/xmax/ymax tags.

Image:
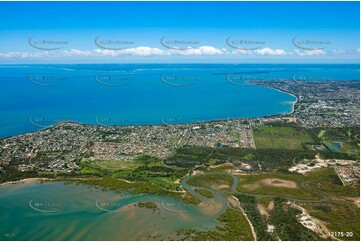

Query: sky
<box><xmin>0</xmin><ymin>1</ymin><xmax>359</xmax><ymax>64</ymax></box>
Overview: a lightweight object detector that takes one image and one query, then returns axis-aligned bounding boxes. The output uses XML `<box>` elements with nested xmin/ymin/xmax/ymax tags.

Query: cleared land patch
<box><xmin>187</xmin><ymin>173</ymin><xmax>234</xmax><ymax>191</ymax></box>
<box><xmin>253</xmin><ymin>126</ymin><xmax>314</xmax><ymax>150</ymax></box>
<box><xmin>242</xmin><ymin>178</ymin><xmax>298</xmax><ymax>190</ymax></box>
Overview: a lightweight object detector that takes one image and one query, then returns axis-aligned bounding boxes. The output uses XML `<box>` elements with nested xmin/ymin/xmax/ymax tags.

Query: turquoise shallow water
<box><xmin>0</xmin><ymin>64</ymin><xmax>359</xmax><ymax>138</ymax></box>
<box><xmin>0</xmin><ymin>181</ymin><xmax>226</xmax><ymax>241</ymax></box>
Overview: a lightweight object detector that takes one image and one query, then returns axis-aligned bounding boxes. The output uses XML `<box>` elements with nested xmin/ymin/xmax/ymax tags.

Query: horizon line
<box><xmin>0</xmin><ymin>62</ymin><xmax>360</xmax><ymax>65</ymax></box>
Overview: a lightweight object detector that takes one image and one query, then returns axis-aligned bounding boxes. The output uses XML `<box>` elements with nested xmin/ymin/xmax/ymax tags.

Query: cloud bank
<box><xmin>0</xmin><ymin>46</ymin><xmax>358</xmax><ymax>59</ymax></box>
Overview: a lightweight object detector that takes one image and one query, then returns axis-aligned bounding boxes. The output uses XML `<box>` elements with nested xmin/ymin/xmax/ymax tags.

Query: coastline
<box><xmin>0</xmin><ymin>85</ymin><xmax>298</xmax><ymax>140</ymax></box>
<box><xmin>257</xmin><ymin>85</ymin><xmax>298</xmax><ymax>114</ymax></box>
<box><xmin>0</xmin><ymin>177</ymin><xmax>50</xmax><ymax>187</ymax></box>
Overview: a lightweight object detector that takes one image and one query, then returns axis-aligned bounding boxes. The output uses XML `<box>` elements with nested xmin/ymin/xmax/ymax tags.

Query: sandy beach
<box><xmin>0</xmin><ymin>177</ymin><xmax>50</xmax><ymax>187</ymax></box>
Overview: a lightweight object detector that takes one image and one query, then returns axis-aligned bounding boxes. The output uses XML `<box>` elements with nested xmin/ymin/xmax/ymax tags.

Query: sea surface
<box><xmin>0</xmin><ymin>64</ymin><xmax>359</xmax><ymax>138</ymax></box>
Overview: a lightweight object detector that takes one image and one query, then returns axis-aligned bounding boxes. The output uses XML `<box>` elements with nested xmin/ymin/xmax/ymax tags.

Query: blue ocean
<box><xmin>0</xmin><ymin>64</ymin><xmax>359</xmax><ymax>138</ymax></box>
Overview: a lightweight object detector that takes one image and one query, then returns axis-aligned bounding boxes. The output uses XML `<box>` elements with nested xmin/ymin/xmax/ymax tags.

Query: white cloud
<box><xmin>230</xmin><ymin>49</ymin><xmax>252</xmax><ymax>55</ymax></box>
<box><xmin>230</xmin><ymin>47</ymin><xmax>290</xmax><ymax>56</ymax></box>
<box><xmin>231</xmin><ymin>47</ymin><xmax>292</xmax><ymax>56</ymax></box>
<box><xmin>253</xmin><ymin>47</ymin><xmax>289</xmax><ymax>56</ymax></box>
<box><xmin>3</xmin><ymin>46</ymin><xmax>357</xmax><ymax>60</ymax></box>
<box><xmin>117</xmin><ymin>47</ymin><xmax>167</xmax><ymax>56</ymax></box>
<box><xmin>0</xmin><ymin>46</ymin><xmax>228</xmax><ymax>59</ymax></box>
<box><xmin>61</xmin><ymin>49</ymin><xmax>94</xmax><ymax>57</ymax></box>
<box><xmin>331</xmin><ymin>49</ymin><xmax>346</xmax><ymax>55</ymax></box>
<box><xmin>70</xmin><ymin>47</ymin><xmax>167</xmax><ymax>57</ymax></box>
<box><xmin>169</xmin><ymin>46</ymin><xmax>226</xmax><ymax>55</ymax></box>
<box><xmin>293</xmin><ymin>49</ymin><xmax>326</xmax><ymax>56</ymax></box>
<box><xmin>0</xmin><ymin>51</ymin><xmax>52</xmax><ymax>59</ymax></box>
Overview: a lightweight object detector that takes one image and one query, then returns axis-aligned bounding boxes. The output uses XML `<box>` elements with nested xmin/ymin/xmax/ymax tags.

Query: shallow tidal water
<box><xmin>0</xmin><ymin>181</ymin><xmax>226</xmax><ymax>240</ymax></box>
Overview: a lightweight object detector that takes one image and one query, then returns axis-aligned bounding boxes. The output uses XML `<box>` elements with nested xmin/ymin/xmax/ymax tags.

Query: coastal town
<box><xmin>0</xmin><ymin>118</ymin><xmax>256</xmax><ymax>173</ymax></box>
<box><xmin>249</xmin><ymin>79</ymin><xmax>360</xmax><ymax>128</ymax></box>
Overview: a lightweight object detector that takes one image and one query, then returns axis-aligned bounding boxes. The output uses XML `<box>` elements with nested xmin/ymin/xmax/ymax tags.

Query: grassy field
<box><xmin>317</xmin><ymin>130</ymin><xmax>326</xmax><ymax>138</ymax></box>
<box><xmin>95</xmin><ymin>159</ymin><xmax>142</xmax><ymax>170</ymax></box>
<box><xmin>253</xmin><ymin>126</ymin><xmax>314</xmax><ymax>150</ymax></box>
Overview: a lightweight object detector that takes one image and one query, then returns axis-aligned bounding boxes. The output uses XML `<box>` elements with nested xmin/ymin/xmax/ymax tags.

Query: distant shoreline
<box><xmin>0</xmin><ymin>84</ymin><xmax>297</xmax><ymax>140</ymax></box>
<box><xmin>256</xmin><ymin>84</ymin><xmax>298</xmax><ymax>114</ymax></box>
<box><xmin>0</xmin><ymin>63</ymin><xmax>359</xmax><ymax>66</ymax></box>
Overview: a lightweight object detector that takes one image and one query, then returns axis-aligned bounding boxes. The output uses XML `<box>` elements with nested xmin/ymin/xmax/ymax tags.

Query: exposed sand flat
<box><xmin>243</xmin><ymin>178</ymin><xmax>298</xmax><ymax>190</ymax></box>
<box><xmin>179</xmin><ymin>211</ymin><xmax>192</xmax><ymax>221</ymax></box>
<box><xmin>199</xmin><ymin>200</ymin><xmax>223</xmax><ymax>216</ymax></box>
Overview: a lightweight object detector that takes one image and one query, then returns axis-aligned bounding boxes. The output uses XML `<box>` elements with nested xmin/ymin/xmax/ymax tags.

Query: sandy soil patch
<box><xmin>209</xmin><ymin>162</ymin><xmax>233</xmax><ymax>169</ymax></box>
<box><xmin>257</xmin><ymin>204</ymin><xmax>268</xmax><ymax>217</ymax></box>
<box><xmin>191</xmin><ymin>170</ymin><xmax>204</xmax><ymax>176</ymax></box>
<box><xmin>289</xmin><ymin>156</ymin><xmax>356</xmax><ymax>174</ymax></box>
<box><xmin>228</xmin><ymin>196</ymin><xmax>241</xmax><ymax>210</ymax></box>
<box><xmin>257</xmin><ymin>201</ymin><xmax>275</xmax><ymax>218</ymax></box>
<box><xmin>214</xmin><ymin>184</ymin><xmax>230</xmax><ymax>190</ymax></box>
<box><xmin>243</xmin><ymin>178</ymin><xmax>298</xmax><ymax>190</ymax></box>
<box><xmin>267</xmin><ymin>201</ymin><xmax>275</xmax><ymax>210</ymax></box>
<box><xmin>209</xmin><ymin>162</ymin><xmax>234</xmax><ymax>173</ymax></box>
<box><xmin>292</xmin><ymin>202</ymin><xmax>331</xmax><ymax>239</ymax></box>
<box><xmin>343</xmin><ymin>197</ymin><xmax>360</xmax><ymax>208</ymax></box>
